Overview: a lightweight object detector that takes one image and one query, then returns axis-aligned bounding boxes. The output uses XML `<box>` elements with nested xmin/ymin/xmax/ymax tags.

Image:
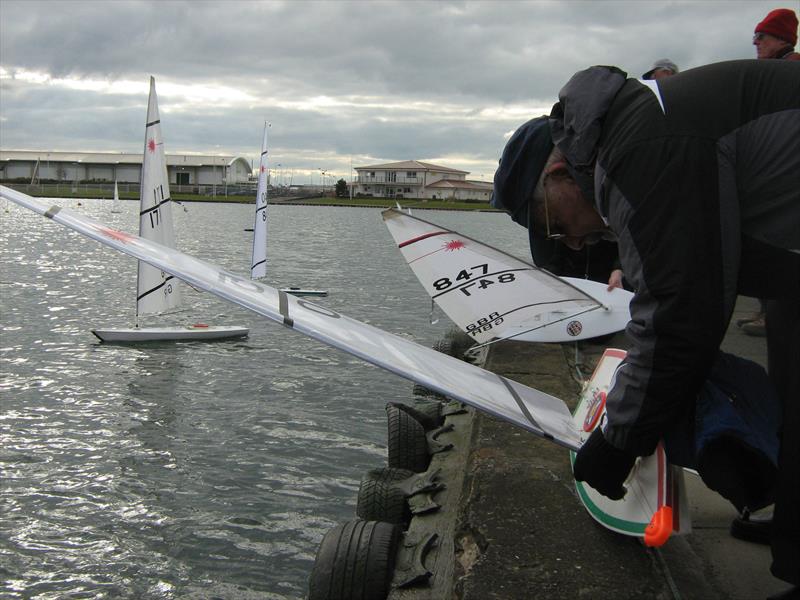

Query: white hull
<box><xmin>92</xmin><ymin>324</ymin><xmax>249</xmax><ymax>343</ymax></box>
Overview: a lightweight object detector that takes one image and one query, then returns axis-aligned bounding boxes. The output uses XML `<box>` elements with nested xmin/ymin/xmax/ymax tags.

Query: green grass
<box><xmin>3</xmin><ymin>183</ymin><xmax>498</xmax><ymax>211</ymax></box>
<box><xmin>286</xmin><ymin>197</ymin><xmax>497</xmax><ymax>211</ymax></box>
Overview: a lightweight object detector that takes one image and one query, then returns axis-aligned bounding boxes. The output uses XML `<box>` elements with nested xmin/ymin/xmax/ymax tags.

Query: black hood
<box><xmin>549</xmin><ymin>65</ymin><xmax>627</xmax><ymax>205</ymax></box>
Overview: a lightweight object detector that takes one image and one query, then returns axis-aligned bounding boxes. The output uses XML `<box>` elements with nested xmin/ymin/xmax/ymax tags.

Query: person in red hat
<box><xmin>739</xmin><ymin>9</ymin><xmax>798</xmax><ymax>338</ymax></box>
<box><xmin>753</xmin><ymin>8</ymin><xmax>799</xmax><ymax>60</ymax></box>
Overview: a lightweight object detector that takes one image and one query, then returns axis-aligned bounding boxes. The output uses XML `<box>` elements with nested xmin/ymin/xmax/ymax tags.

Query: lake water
<box><xmin>0</xmin><ymin>198</ymin><xmax>529</xmax><ymax>599</ymax></box>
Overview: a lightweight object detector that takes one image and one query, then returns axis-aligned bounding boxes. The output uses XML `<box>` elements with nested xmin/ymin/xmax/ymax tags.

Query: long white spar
<box><xmin>1</xmin><ymin>185</ymin><xmax>582</xmax><ymax>451</ymax></box>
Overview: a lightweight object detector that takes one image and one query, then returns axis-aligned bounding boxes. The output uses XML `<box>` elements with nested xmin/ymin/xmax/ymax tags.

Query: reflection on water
<box><xmin>0</xmin><ymin>198</ymin><xmax>529</xmax><ymax>598</ymax></box>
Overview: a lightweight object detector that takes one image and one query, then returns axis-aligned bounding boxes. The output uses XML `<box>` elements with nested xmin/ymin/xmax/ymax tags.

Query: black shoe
<box><xmin>730</xmin><ymin>513</ymin><xmax>772</xmax><ymax>545</ymax></box>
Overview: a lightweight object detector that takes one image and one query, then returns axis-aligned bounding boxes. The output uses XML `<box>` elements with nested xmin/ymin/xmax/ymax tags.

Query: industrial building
<box><xmin>352</xmin><ymin>160</ymin><xmax>493</xmax><ymax>201</ymax></box>
<box><xmin>0</xmin><ymin>150</ymin><xmax>252</xmax><ymax>186</ymax></box>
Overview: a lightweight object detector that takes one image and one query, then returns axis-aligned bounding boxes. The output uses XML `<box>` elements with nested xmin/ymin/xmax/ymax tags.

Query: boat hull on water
<box><xmin>91</xmin><ymin>324</ymin><xmax>249</xmax><ymax>343</ymax></box>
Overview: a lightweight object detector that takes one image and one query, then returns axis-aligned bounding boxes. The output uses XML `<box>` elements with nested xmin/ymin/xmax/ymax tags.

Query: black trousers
<box><xmin>767</xmin><ymin>297</ymin><xmax>800</xmax><ymax>585</ymax></box>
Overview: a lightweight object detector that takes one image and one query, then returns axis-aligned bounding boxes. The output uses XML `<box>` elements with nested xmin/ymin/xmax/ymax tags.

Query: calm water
<box><xmin>0</xmin><ymin>198</ymin><xmax>529</xmax><ymax>599</ymax></box>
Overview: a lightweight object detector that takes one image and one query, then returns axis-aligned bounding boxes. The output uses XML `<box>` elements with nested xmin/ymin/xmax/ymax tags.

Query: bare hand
<box><xmin>607</xmin><ymin>269</ymin><xmax>624</xmax><ymax>291</ymax></box>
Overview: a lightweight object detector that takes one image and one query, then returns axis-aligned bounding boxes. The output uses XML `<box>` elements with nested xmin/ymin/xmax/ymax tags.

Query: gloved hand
<box><xmin>573</xmin><ymin>428</ymin><xmax>636</xmax><ymax>500</ymax></box>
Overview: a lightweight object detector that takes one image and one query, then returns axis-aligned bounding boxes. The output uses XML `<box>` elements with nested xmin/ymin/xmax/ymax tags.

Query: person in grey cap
<box><xmin>494</xmin><ymin>59</ymin><xmax>799</xmax><ymax>591</ymax></box>
<box><xmin>642</xmin><ymin>58</ymin><xmax>679</xmax><ymax>80</ymax></box>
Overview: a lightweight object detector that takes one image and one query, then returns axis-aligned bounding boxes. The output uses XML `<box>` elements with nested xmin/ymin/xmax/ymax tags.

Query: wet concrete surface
<box><xmin>387</xmin><ymin>296</ymin><xmax>793</xmax><ymax>599</ymax></box>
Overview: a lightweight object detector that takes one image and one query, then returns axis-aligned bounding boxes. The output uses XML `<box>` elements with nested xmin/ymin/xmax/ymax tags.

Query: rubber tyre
<box><xmin>386</xmin><ymin>404</ymin><xmax>429</xmax><ymax>473</ymax></box>
<box><xmin>411</xmin><ymin>382</ymin><xmax>446</xmax><ymax>401</ymax></box>
<box><xmin>433</xmin><ymin>338</ymin><xmax>455</xmax><ymax>356</ymax></box>
<box><xmin>356</xmin><ymin>468</ymin><xmax>414</xmax><ymax>525</ymax></box>
<box><xmin>308</xmin><ymin>519</ymin><xmax>400</xmax><ymax>600</ymax></box>
<box><xmin>411</xmin><ymin>398</ymin><xmax>444</xmax><ymax>428</ymax></box>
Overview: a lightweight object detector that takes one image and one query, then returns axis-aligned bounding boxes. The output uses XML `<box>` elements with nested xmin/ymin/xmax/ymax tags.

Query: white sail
<box><xmin>382</xmin><ymin>208</ymin><xmax>632</xmax><ymax>343</ymax></box>
<box><xmin>251</xmin><ymin>122</ymin><xmax>269</xmax><ymax>279</ymax></box>
<box><xmin>136</xmin><ymin>76</ymin><xmax>180</xmax><ymax>318</ymax></box>
<box><xmin>113</xmin><ymin>180</ymin><xmax>119</xmax><ymax>202</ymax></box>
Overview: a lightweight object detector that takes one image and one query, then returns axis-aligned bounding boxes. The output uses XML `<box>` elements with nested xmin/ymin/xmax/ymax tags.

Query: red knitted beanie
<box><xmin>755</xmin><ymin>8</ymin><xmax>798</xmax><ymax>46</ymax></box>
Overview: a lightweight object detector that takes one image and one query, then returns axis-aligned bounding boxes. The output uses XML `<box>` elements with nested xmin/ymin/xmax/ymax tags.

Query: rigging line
<box><xmin>467</xmin><ymin>298</ymin><xmax>598</xmax><ymax>325</ymax></box>
<box><xmin>469</xmin><ymin>305</ymin><xmax>604</xmax><ymax>350</ymax></box>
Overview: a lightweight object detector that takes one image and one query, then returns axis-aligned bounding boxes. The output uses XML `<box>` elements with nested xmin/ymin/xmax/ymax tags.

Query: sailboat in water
<box><xmin>91</xmin><ymin>77</ymin><xmax>249</xmax><ymax>342</ymax></box>
<box><xmin>250</xmin><ymin>121</ymin><xmax>326</xmax><ymax>297</ymax></box>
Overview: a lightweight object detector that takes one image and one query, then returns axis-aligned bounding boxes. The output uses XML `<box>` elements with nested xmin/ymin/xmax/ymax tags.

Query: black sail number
<box><xmin>432</xmin><ymin>264</ymin><xmax>517</xmax><ymax>297</ymax></box>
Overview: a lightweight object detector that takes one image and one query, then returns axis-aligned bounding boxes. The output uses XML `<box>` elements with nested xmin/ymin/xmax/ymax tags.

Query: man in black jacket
<box><xmin>495</xmin><ymin>60</ymin><xmax>799</xmax><ymax>588</ymax></box>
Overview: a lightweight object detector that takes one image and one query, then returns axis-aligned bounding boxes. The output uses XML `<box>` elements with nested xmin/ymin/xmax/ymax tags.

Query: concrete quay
<box><xmin>388</xmin><ymin>296</ymin><xmax>792</xmax><ymax>600</ymax></box>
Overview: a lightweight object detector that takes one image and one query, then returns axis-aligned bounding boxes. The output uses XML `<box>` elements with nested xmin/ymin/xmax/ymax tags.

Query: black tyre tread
<box><xmin>411</xmin><ymin>382</ymin><xmax>445</xmax><ymax>399</ymax></box>
<box><xmin>357</xmin><ymin>468</ymin><xmax>413</xmax><ymax>524</ymax></box>
<box><xmin>386</xmin><ymin>405</ymin><xmax>429</xmax><ymax>473</ymax></box>
<box><xmin>308</xmin><ymin>519</ymin><xmax>400</xmax><ymax>600</ymax></box>
<box><xmin>433</xmin><ymin>338</ymin><xmax>455</xmax><ymax>356</ymax></box>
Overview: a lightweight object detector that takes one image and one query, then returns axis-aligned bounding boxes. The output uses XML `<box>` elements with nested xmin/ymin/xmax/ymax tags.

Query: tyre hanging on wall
<box><xmin>308</xmin><ymin>519</ymin><xmax>400</xmax><ymax>600</ymax></box>
<box><xmin>386</xmin><ymin>404</ymin><xmax>430</xmax><ymax>473</ymax></box>
<box><xmin>357</xmin><ymin>467</ymin><xmax>414</xmax><ymax>525</ymax></box>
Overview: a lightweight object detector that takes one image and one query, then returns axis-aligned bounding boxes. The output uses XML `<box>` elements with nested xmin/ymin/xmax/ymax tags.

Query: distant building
<box><xmin>0</xmin><ymin>150</ymin><xmax>252</xmax><ymax>185</ymax></box>
<box><xmin>353</xmin><ymin>160</ymin><xmax>492</xmax><ymax>201</ymax></box>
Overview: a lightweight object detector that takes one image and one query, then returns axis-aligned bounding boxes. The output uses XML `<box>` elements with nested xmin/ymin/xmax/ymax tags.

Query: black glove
<box><xmin>573</xmin><ymin>428</ymin><xmax>636</xmax><ymax>500</ymax></box>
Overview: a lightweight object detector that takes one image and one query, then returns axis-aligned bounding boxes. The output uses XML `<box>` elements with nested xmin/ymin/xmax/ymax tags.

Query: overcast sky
<box><xmin>0</xmin><ymin>0</ymin><xmax>787</xmax><ymax>184</ymax></box>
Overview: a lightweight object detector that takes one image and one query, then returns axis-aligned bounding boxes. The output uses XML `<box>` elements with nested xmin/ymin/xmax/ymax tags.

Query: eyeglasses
<box><xmin>753</xmin><ymin>32</ymin><xmax>768</xmax><ymax>42</ymax></box>
<box><xmin>542</xmin><ymin>175</ymin><xmax>566</xmax><ymax>240</ymax></box>
<box><xmin>542</xmin><ymin>174</ymin><xmax>616</xmax><ymax>245</ymax></box>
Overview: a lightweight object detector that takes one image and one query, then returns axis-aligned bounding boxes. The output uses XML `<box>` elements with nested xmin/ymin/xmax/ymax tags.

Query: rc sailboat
<box><xmin>91</xmin><ymin>77</ymin><xmax>248</xmax><ymax>342</ymax></box>
<box><xmin>250</xmin><ymin>121</ymin><xmax>326</xmax><ymax>297</ymax></box>
<box><xmin>382</xmin><ymin>208</ymin><xmax>632</xmax><ymax>344</ymax></box>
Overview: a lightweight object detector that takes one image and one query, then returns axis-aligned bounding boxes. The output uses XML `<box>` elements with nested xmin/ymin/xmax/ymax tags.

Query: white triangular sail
<box><xmin>382</xmin><ymin>208</ymin><xmax>632</xmax><ymax>343</ymax></box>
<box><xmin>113</xmin><ymin>180</ymin><xmax>119</xmax><ymax>202</ymax></box>
<box><xmin>249</xmin><ymin>123</ymin><xmax>326</xmax><ymax>296</ymax></box>
<box><xmin>136</xmin><ymin>76</ymin><xmax>181</xmax><ymax>319</ymax></box>
<box><xmin>251</xmin><ymin>122</ymin><xmax>269</xmax><ymax>279</ymax></box>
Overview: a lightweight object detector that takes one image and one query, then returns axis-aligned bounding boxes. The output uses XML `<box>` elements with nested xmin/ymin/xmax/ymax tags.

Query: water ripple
<box><xmin>0</xmin><ymin>200</ymin><xmax>529</xmax><ymax>598</ymax></box>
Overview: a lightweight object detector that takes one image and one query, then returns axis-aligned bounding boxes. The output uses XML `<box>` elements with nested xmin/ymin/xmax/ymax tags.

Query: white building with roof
<box><xmin>0</xmin><ymin>150</ymin><xmax>252</xmax><ymax>186</ymax></box>
<box><xmin>353</xmin><ymin>160</ymin><xmax>492</xmax><ymax>202</ymax></box>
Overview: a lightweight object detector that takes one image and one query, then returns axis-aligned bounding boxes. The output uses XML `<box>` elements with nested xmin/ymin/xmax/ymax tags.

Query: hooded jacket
<box><xmin>550</xmin><ymin>60</ymin><xmax>800</xmax><ymax>455</ymax></box>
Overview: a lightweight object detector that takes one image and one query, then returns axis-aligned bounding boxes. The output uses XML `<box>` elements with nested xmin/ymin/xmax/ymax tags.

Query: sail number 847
<box><xmin>432</xmin><ymin>264</ymin><xmax>516</xmax><ymax>296</ymax></box>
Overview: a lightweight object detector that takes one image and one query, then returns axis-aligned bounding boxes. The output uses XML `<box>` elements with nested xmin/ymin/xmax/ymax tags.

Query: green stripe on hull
<box><xmin>570</xmin><ymin>452</ymin><xmax>648</xmax><ymax>536</ymax></box>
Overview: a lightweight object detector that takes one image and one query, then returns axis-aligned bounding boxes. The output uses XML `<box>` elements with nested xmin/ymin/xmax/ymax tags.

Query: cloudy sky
<box><xmin>0</xmin><ymin>0</ymin><xmax>785</xmax><ymax>184</ymax></box>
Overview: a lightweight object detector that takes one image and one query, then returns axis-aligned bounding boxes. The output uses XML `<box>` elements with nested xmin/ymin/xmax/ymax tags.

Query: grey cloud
<box><xmin>0</xmin><ymin>0</ymin><xmax>783</xmax><ymax>180</ymax></box>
